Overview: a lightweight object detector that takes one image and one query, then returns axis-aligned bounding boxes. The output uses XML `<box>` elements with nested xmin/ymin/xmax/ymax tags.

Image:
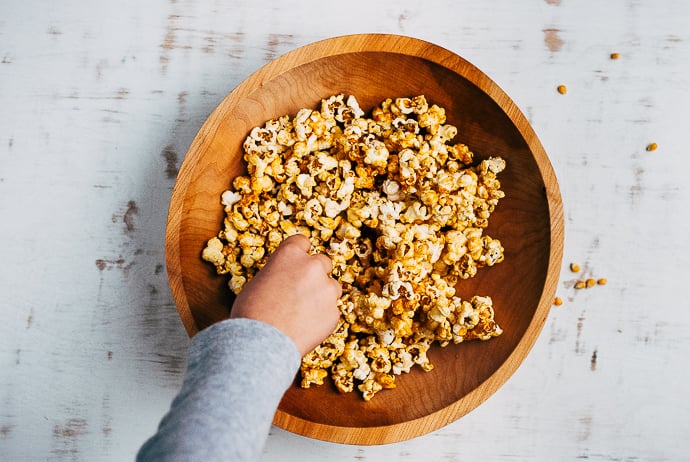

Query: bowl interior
<box><xmin>167</xmin><ymin>35</ymin><xmax>562</xmax><ymax>444</ymax></box>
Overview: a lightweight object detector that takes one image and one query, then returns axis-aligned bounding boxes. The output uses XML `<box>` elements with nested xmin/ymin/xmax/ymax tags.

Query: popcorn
<box><xmin>296</xmin><ymin>173</ymin><xmax>316</xmax><ymax>197</ymax></box>
<box><xmin>363</xmin><ymin>137</ymin><xmax>390</xmax><ymax>170</ymax></box>
<box><xmin>202</xmin><ymin>94</ymin><xmax>507</xmax><ymax>400</ymax></box>
<box><xmin>201</xmin><ymin>237</ymin><xmax>225</xmax><ymax>266</ymax></box>
<box><xmin>221</xmin><ymin>190</ymin><xmax>242</xmax><ymax>210</ymax></box>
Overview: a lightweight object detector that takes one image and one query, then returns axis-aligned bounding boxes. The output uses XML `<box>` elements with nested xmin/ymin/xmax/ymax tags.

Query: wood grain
<box><xmin>166</xmin><ymin>34</ymin><xmax>564</xmax><ymax>444</ymax></box>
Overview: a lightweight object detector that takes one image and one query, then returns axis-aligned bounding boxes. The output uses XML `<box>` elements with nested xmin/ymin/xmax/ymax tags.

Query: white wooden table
<box><xmin>2</xmin><ymin>0</ymin><xmax>689</xmax><ymax>460</ymax></box>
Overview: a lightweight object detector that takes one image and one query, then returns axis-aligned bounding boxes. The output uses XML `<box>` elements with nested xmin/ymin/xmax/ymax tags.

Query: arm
<box><xmin>137</xmin><ymin>235</ymin><xmax>341</xmax><ymax>462</ymax></box>
<box><xmin>136</xmin><ymin>318</ymin><xmax>301</xmax><ymax>462</ymax></box>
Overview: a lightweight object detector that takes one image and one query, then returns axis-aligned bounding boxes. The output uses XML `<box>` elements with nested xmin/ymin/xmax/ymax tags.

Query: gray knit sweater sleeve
<box><xmin>136</xmin><ymin>318</ymin><xmax>302</xmax><ymax>462</ymax></box>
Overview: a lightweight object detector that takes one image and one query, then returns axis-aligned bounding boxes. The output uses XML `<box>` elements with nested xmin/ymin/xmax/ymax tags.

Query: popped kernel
<box><xmin>202</xmin><ymin>94</ymin><xmax>507</xmax><ymax>400</ymax></box>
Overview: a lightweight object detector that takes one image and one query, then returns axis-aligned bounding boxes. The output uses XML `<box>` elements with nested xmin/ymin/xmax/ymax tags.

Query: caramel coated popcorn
<box><xmin>203</xmin><ymin>94</ymin><xmax>507</xmax><ymax>400</ymax></box>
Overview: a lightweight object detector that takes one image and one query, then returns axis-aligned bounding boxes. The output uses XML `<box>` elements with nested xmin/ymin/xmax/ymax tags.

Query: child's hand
<box><xmin>230</xmin><ymin>234</ymin><xmax>342</xmax><ymax>356</ymax></box>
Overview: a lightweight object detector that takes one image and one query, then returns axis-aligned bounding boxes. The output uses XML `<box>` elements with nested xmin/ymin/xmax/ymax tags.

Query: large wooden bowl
<box><xmin>166</xmin><ymin>34</ymin><xmax>563</xmax><ymax>445</ymax></box>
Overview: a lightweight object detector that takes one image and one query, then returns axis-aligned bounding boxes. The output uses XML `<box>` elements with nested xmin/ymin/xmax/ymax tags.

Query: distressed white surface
<box><xmin>1</xmin><ymin>0</ymin><xmax>689</xmax><ymax>460</ymax></box>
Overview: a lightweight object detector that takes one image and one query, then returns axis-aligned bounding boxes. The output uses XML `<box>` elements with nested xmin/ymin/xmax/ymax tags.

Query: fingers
<box><xmin>312</xmin><ymin>252</ymin><xmax>333</xmax><ymax>274</ymax></box>
<box><xmin>282</xmin><ymin>233</ymin><xmax>311</xmax><ymax>252</ymax></box>
<box><xmin>299</xmin><ymin>243</ymin><xmax>341</xmax><ymax>298</ymax></box>
<box><xmin>281</xmin><ymin>234</ymin><xmax>333</xmax><ymax>274</ymax></box>
<box><xmin>279</xmin><ymin>235</ymin><xmax>340</xmax><ymax>299</ymax></box>
<box><xmin>328</xmin><ymin>276</ymin><xmax>343</xmax><ymax>299</ymax></box>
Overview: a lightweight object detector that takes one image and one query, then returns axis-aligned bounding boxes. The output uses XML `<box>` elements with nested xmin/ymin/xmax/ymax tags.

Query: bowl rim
<box><xmin>165</xmin><ymin>33</ymin><xmax>564</xmax><ymax>445</ymax></box>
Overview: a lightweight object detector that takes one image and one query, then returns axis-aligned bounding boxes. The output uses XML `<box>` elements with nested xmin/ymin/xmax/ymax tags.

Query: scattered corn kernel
<box><xmin>557</xmin><ymin>84</ymin><xmax>567</xmax><ymax>95</ymax></box>
<box><xmin>646</xmin><ymin>142</ymin><xmax>658</xmax><ymax>152</ymax></box>
<box><xmin>570</xmin><ymin>263</ymin><xmax>580</xmax><ymax>272</ymax></box>
<box><xmin>574</xmin><ymin>280</ymin><xmax>586</xmax><ymax>289</ymax></box>
<box><xmin>553</xmin><ymin>297</ymin><xmax>563</xmax><ymax>306</ymax></box>
<box><xmin>597</xmin><ymin>278</ymin><xmax>608</xmax><ymax>285</ymax></box>
<box><xmin>586</xmin><ymin>278</ymin><xmax>596</xmax><ymax>288</ymax></box>
<box><xmin>610</xmin><ymin>52</ymin><xmax>620</xmax><ymax>60</ymax></box>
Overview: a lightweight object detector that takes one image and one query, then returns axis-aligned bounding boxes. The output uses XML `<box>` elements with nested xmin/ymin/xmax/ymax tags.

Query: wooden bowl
<box><xmin>166</xmin><ymin>34</ymin><xmax>564</xmax><ymax>445</ymax></box>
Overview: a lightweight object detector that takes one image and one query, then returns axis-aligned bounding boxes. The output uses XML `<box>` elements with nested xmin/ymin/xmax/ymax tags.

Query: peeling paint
<box><xmin>52</xmin><ymin>418</ymin><xmax>88</xmax><ymax>439</ymax></box>
<box><xmin>123</xmin><ymin>200</ymin><xmax>139</xmax><ymax>233</ymax></box>
<box><xmin>26</xmin><ymin>309</ymin><xmax>33</xmax><ymax>329</ymax></box>
<box><xmin>162</xmin><ymin>145</ymin><xmax>179</xmax><ymax>179</ymax></box>
<box><xmin>0</xmin><ymin>424</ymin><xmax>13</xmax><ymax>438</ymax></box>
<box><xmin>95</xmin><ymin>257</ymin><xmax>126</xmax><ymax>272</ymax></box>
<box><xmin>398</xmin><ymin>10</ymin><xmax>410</xmax><ymax>31</ymax></box>
<box><xmin>115</xmin><ymin>88</ymin><xmax>130</xmax><ymax>100</ymax></box>
<box><xmin>265</xmin><ymin>33</ymin><xmax>295</xmax><ymax>61</ymax></box>
<box><xmin>575</xmin><ymin>312</ymin><xmax>586</xmax><ymax>354</ymax></box>
<box><xmin>177</xmin><ymin>90</ymin><xmax>187</xmax><ymax>105</ymax></box>
<box><xmin>544</xmin><ymin>28</ymin><xmax>565</xmax><ymax>52</ymax></box>
<box><xmin>577</xmin><ymin>415</ymin><xmax>592</xmax><ymax>442</ymax></box>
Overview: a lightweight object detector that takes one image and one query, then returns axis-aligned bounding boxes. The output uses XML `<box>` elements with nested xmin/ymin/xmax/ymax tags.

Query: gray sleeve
<box><xmin>136</xmin><ymin>317</ymin><xmax>302</xmax><ymax>462</ymax></box>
